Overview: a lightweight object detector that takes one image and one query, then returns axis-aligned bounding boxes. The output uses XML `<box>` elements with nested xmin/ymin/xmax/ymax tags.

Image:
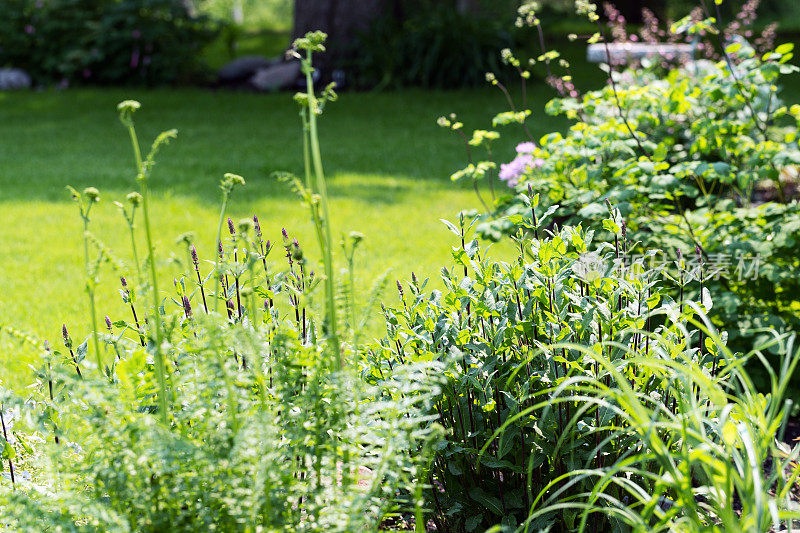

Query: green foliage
<box><xmin>0</xmin><ymin>35</ymin><xmax>442</xmax><ymax>529</ymax></box>
<box><xmin>467</xmin><ymin>12</ymin><xmax>800</xmax><ymax>385</ymax></box>
<box><xmin>531</xmin><ymin>327</ymin><xmax>800</xmax><ymax>532</ymax></box>
<box><xmin>0</xmin><ymin>313</ymin><xmax>442</xmax><ymax>531</ymax></box>
<box><xmin>364</xmin><ymin>204</ymin><xmax>777</xmax><ymax>530</ymax></box>
<box><xmin>0</xmin><ymin>0</ymin><xmax>220</xmax><ymax>85</ymax></box>
<box><xmin>351</xmin><ymin>0</ymin><xmax>514</xmax><ymax>89</ymax></box>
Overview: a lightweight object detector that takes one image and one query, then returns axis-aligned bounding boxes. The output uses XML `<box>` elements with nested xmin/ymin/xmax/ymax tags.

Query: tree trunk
<box><xmin>292</xmin><ymin>0</ymin><xmax>387</xmax><ymax>77</ymax></box>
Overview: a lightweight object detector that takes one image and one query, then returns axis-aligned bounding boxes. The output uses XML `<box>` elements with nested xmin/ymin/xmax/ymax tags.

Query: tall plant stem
<box><xmin>304</xmin><ymin>49</ymin><xmax>341</xmax><ymax>369</ymax></box>
<box><xmin>213</xmin><ymin>197</ymin><xmax>230</xmax><ymax>315</ymax></box>
<box><xmin>126</xmin><ymin>123</ymin><xmax>168</xmax><ymax>425</ymax></box>
<box><xmin>79</xmin><ymin>201</ymin><xmax>103</xmax><ymax>374</ymax></box>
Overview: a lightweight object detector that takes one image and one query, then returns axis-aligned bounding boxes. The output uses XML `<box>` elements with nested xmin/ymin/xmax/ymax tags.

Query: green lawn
<box><xmin>0</xmin><ymin>85</ymin><xmax>570</xmax><ymax>386</ymax></box>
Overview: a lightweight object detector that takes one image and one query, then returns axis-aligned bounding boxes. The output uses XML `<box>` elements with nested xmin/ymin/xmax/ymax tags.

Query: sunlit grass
<box><xmin>0</xmin><ymin>87</ymin><xmax>570</xmax><ymax>388</ymax></box>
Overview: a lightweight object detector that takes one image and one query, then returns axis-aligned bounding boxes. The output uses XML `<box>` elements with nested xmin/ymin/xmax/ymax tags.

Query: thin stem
<box><xmin>305</xmin><ymin>49</ymin><xmax>341</xmax><ymax>369</ymax></box>
<box><xmin>126</xmin><ymin>123</ymin><xmax>168</xmax><ymax>426</ymax></box>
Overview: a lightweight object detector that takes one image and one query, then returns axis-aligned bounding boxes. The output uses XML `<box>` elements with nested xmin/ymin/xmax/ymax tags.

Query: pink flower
<box><xmin>499</xmin><ymin>142</ymin><xmax>544</xmax><ymax>188</ymax></box>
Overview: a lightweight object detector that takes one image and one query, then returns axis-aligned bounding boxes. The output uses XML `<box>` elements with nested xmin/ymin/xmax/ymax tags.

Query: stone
<box><xmin>587</xmin><ymin>42</ymin><xmax>693</xmax><ymax>65</ymax></box>
<box><xmin>218</xmin><ymin>56</ymin><xmax>276</xmax><ymax>83</ymax></box>
<box><xmin>0</xmin><ymin>68</ymin><xmax>31</xmax><ymax>90</ymax></box>
<box><xmin>249</xmin><ymin>61</ymin><xmax>301</xmax><ymax>92</ymax></box>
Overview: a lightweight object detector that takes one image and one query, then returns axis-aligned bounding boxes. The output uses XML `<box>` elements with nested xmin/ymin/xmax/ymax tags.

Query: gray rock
<box><xmin>250</xmin><ymin>61</ymin><xmax>301</xmax><ymax>92</ymax></box>
<box><xmin>218</xmin><ymin>56</ymin><xmax>276</xmax><ymax>83</ymax></box>
<box><xmin>0</xmin><ymin>68</ymin><xmax>31</xmax><ymax>90</ymax></box>
<box><xmin>587</xmin><ymin>42</ymin><xmax>693</xmax><ymax>64</ymax></box>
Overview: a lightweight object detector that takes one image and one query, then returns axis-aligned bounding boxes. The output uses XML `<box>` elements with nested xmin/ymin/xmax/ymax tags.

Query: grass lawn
<box><xmin>0</xmin><ymin>85</ymin><xmax>571</xmax><ymax>387</ymax></box>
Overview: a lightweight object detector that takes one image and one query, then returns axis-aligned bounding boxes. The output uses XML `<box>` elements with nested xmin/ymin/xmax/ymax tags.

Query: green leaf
<box><xmin>469</xmin><ymin>487</ymin><xmax>504</xmax><ymax>515</ymax></box>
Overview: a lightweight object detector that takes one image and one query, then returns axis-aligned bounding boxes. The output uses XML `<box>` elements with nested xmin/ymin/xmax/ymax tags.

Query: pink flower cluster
<box><xmin>499</xmin><ymin>142</ymin><xmax>544</xmax><ymax>188</ymax></box>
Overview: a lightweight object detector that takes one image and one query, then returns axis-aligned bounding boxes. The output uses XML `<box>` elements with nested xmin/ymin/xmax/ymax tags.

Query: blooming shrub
<box><xmin>448</xmin><ymin>3</ymin><xmax>800</xmax><ymax>386</ymax></box>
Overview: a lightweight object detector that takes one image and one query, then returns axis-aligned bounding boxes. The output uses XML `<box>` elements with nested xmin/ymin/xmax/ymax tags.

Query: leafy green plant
<box><xmin>365</xmin><ymin>198</ymin><xmax>753</xmax><ymax>530</ymax></box>
<box><xmin>0</xmin><ymin>33</ymin><xmax>442</xmax><ymax>531</ymax></box>
<box><xmin>368</xmin><ymin>199</ymin><xmax>800</xmax><ymax>531</ymax></box>
<box><xmin>351</xmin><ymin>0</ymin><xmax>513</xmax><ymax>89</ymax></box>
<box><xmin>530</xmin><ymin>322</ymin><xmax>800</xmax><ymax>532</ymax></box>
<box><xmin>446</xmin><ymin>1</ymin><xmax>800</xmax><ymax>388</ymax></box>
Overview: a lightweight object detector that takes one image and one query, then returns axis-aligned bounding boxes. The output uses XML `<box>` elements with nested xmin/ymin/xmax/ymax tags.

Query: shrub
<box><xmin>350</xmin><ymin>0</ymin><xmax>513</xmax><ymax>89</ymax></box>
<box><xmin>0</xmin><ymin>0</ymin><xmax>220</xmax><ymax>85</ymax></box>
<box><xmin>446</xmin><ymin>2</ymin><xmax>800</xmax><ymax>388</ymax></box>
<box><xmin>368</xmin><ymin>204</ymin><xmax>800</xmax><ymax>531</ymax></box>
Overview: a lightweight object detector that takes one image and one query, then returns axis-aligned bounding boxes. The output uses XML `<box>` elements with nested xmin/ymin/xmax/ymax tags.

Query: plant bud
<box><xmin>253</xmin><ymin>215</ymin><xmax>262</xmax><ymax>236</ymax></box>
<box><xmin>83</xmin><ymin>187</ymin><xmax>100</xmax><ymax>202</ymax></box>
<box><xmin>182</xmin><ymin>295</ymin><xmax>192</xmax><ymax>318</ymax></box>
<box><xmin>227</xmin><ymin>217</ymin><xmax>235</xmax><ymax>235</ymax></box>
<box><xmin>120</xmin><ymin>275</ymin><xmax>128</xmax><ymax>288</ymax></box>
<box><xmin>105</xmin><ymin>315</ymin><xmax>112</xmax><ymax>330</ymax></box>
<box><xmin>62</xmin><ymin>324</ymin><xmax>71</xmax><ymax>348</ymax></box>
<box><xmin>116</xmin><ymin>99</ymin><xmax>141</xmax><ymax>114</ymax></box>
<box><xmin>237</xmin><ymin>218</ymin><xmax>254</xmax><ymax>234</ymax></box>
<box><xmin>126</xmin><ymin>192</ymin><xmax>142</xmax><ymax>206</ymax></box>
<box><xmin>190</xmin><ymin>244</ymin><xmax>199</xmax><ymax>264</ymax></box>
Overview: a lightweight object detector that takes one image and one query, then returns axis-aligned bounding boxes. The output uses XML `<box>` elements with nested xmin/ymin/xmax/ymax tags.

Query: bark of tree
<box><xmin>291</xmin><ymin>0</ymin><xmax>388</xmax><ymax>77</ymax></box>
<box><xmin>290</xmin><ymin>0</ymin><xmax>489</xmax><ymax>78</ymax></box>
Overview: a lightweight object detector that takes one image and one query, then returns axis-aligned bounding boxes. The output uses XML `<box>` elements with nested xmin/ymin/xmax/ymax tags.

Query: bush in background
<box><xmin>447</xmin><ymin>2</ymin><xmax>800</xmax><ymax>392</ymax></box>
<box><xmin>0</xmin><ymin>0</ymin><xmax>220</xmax><ymax>86</ymax></box>
<box><xmin>350</xmin><ymin>0</ymin><xmax>514</xmax><ymax>89</ymax></box>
